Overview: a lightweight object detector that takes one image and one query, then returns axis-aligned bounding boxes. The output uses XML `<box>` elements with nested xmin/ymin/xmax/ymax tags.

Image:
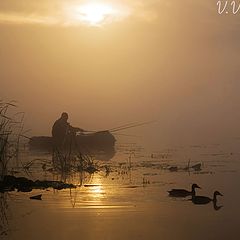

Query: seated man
<box><xmin>52</xmin><ymin>112</ymin><xmax>83</xmax><ymax>148</ymax></box>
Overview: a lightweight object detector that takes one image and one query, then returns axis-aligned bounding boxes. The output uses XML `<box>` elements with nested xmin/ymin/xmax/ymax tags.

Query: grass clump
<box><xmin>0</xmin><ymin>100</ymin><xmax>25</xmax><ymax>180</ymax></box>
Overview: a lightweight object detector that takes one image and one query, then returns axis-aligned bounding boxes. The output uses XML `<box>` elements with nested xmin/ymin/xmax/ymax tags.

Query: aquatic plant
<box><xmin>0</xmin><ymin>193</ymin><xmax>8</xmax><ymax>236</ymax></box>
<box><xmin>0</xmin><ymin>101</ymin><xmax>25</xmax><ymax>180</ymax></box>
<box><xmin>52</xmin><ymin>136</ymin><xmax>98</xmax><ymax>181</ymax></box>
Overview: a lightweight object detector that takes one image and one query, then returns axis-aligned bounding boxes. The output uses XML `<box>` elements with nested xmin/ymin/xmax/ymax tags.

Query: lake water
<box><xmin>1</xmin><ymin>138</ymin><xmax>240</xmax><ymax>240</ymax></box>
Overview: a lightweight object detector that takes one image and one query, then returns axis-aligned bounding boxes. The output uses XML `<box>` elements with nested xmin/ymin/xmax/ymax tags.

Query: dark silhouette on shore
<box><xmin>0</xmin><ymin>175</ymin><xmax>76</xmax><ymax>193</ymax></box>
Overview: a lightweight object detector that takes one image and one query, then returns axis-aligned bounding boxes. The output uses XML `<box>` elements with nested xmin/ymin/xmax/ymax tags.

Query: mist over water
<box><xmin>1</xmin><ymin>1</ymin><xmax>240</xmax><ymax>239</ymax></box>
<box><xmin>1</xmin><ymin>1</ymin><xmax>240</xmax><ymax>145</ymax></box>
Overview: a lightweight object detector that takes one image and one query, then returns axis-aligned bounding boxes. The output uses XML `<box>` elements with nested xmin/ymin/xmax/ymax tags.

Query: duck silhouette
<box><xmin>168</xmin><ymin>183</ymin><xmax>201</xmax><ymax>197</ymax></box>
<box><xmin>191</xmin><ymin>191</ymin><xmax>223</xmax><ymax>205</ymax></box>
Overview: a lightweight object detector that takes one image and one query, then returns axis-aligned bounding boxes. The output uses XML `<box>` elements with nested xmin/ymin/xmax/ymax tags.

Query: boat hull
<box><xmin>29</xmin><ymin>131</ymin><xmax>116</xmax><ymax>160</ymax></box>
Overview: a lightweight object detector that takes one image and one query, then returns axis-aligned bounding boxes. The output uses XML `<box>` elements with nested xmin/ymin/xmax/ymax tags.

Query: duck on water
<box><xmin>168</xmin><ymin>184</ymin><xmax>201</xmax><ymax>197</ymax></box>
<box><xmin>191</xmin><ymin>191</ymin><xmax>223</xmax><ymax>205</ymax></box>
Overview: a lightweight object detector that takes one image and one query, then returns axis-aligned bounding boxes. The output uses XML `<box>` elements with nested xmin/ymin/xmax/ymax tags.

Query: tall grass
<box><xmin>0</xmin><ymin>192</ymin><xmax>8</xmax><ymax>236</ymax></box>
<box><xmin>52</xmin><ymin>134</ymin><xmax>97</xmax><ymax>182</ymax></box>
<box><xmin>0</xmin><ymin>101</ymin><xmax>25</xmax><ymax>180</ymax></box>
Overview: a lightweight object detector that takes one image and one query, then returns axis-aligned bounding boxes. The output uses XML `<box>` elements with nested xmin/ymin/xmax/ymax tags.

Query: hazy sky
<box><xmin>1</xmin><ymin>0</ymin><xmax>240</xmax><ymax>145</ymax></box>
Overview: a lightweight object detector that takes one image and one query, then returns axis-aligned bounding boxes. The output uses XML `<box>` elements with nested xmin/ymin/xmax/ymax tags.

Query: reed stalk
<box><xmin>0</xmin><ymin>101</ymin><xmax>24</xmax><ymax>180</ymax></box>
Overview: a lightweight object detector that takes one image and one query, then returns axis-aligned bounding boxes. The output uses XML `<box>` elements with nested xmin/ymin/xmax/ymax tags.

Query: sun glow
<box><xmin>74</xmin><ymin>2</ymin><xmax>116</xmax><ymax>25</ymax></box>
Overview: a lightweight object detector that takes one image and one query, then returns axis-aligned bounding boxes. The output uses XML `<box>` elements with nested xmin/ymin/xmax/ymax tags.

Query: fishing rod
<box><xmin>113</xmin><ymin>133</ymin><xmax>141</xmax><ymax>138</ymax></box>
<box><xmin>76</xmin><ymin>121</ymin><xmax>155</xmax><ymax>135</ymax></box>
<box><xmin>109</xmin><ymin>122</ymin><xmax>138</xmax><ymax>132</ymax></box>
<box><xmin>110</xmin><ymin>121</ymin><xmax>156</xmax><ymax>133</ymax></box>
<box><xmin>80</xmin><ymin>122</ymin><xmax>140</xmax><ymax>133</ymax></box>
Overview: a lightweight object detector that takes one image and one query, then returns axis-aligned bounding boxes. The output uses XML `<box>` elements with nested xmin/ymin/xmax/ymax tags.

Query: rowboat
<box><xmin>29</xmin><ymin>131</ymin><xmax>116</xmax><ymax>160</ymax></box>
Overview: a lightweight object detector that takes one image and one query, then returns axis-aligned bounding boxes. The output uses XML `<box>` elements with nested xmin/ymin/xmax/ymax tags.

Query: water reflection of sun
<box><xmin>90</xmin><ymin>185</ymin><xmax>104</xmax><ymax>196</ymax></box>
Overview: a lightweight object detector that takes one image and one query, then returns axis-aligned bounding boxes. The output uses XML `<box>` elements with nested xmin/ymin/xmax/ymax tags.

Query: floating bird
<box><xmin>191</xmin><ymin>191</ymin><xmax>223</xmax><ymax>205</ymax></box>
<box><xmin>168</xmin><ymin>183</ymin><xmax>201</xmax><ymax>197</ymax></box>
<box><xmin>191</xmin><ymin>163</ymin><xmax>201</xmax><ymax>171</ymax></box>
<box><xmin>30</xmin><ymin>194</ymin><xmax>42</xmax><ymax>200</ymax></box>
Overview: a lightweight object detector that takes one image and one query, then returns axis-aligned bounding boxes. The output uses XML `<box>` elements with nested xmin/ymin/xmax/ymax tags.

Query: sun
<box><xmin>65</xmin><ymin>1</ymin><xmax>130</xmax><ymax>26</ymax></box>
<box><xmin>75</xmin><ymin>2</ymin><xmax>115</xmax><ymax>25</ymax></box>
